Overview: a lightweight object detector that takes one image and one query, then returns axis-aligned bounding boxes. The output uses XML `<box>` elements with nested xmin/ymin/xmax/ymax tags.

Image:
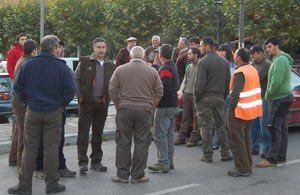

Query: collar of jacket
<box><xmin>89</xmin><ymin>53</ymin><xmax>111</xmax><ymax>64</ymax></box>
<box><xmin>37</xmin><ymin>52</ymin><xmax>57</xmax><ymax>58</ymax></box>
<box><xmin>236</xmin><ymin>63</ymin><xmax>249</xmax><ymax>70</ymax></box>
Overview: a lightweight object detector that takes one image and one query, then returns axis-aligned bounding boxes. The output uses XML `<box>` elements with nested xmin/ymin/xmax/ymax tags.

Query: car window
<box><xmin>0</xmin><ymin>77</ymin><xmax>11</xmax><ymax>101</ymax></box>
<box><xmin>291</xmin><ymin>71</ymin><xmax>300</xmax><ymax>90</ymax></box>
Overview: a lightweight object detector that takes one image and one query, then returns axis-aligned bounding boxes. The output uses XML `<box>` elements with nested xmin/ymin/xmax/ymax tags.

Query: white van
<box><xmin>62</xmin><ymin>58</ymin><xmax>79</xmax><ymax>72</ymax></box>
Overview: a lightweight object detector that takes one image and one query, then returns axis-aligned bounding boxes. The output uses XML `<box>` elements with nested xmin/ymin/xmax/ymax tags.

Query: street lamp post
<box><xmin>40</xmin><ymin>0</ymin><xmax>44</xmax><ymax>40</ymax></box>
<box><xmin>239</xmin><ymin>0</ymin><xmax>244</xmax><ymax>48</ymax></box>
<box><xmin>216</xmin><ymin>0</ymin><xmax>223</xmax><ymax>44</ymax></box>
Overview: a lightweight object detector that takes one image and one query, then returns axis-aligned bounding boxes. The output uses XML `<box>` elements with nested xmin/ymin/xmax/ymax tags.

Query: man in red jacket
<box><xmin>115</xmin><ymin>37</ymin><xmax>137</xmax><ymax>67</ymax></box>
<box><xmin>7</xmin><ymin>33</ymin><xmax>27</xmax><ymax>80</ymax></box>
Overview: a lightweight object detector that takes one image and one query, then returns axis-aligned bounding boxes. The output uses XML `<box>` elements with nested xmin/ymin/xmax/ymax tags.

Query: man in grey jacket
<box><xmin>194</xmin><ymin>37</ymin><xmax>232</xmax><ymax>163</ymax></box>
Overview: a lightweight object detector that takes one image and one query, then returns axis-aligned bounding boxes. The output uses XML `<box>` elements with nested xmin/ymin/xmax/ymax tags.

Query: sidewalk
<box><xmin>0</xmin><ymin>106</ymin><xmax>117</xmax><ymax>154</ymax></box>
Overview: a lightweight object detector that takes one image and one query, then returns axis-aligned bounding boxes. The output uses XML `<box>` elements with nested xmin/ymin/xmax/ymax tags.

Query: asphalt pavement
<box><xmin>1</xmin><ymin>128</ymin><xmax>300</xmax><ymax>195</ymax></box>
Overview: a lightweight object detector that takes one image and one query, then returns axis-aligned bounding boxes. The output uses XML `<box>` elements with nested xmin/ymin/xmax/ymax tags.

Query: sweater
<box><xmin>109</xmin><ymin>59</ymin><xmax>163</xmax><ymax>109</ymax></box>
<box><xmin>252</xmin><ymin>57</ymin><xmax>271</xmax><ymax>97</ymax></box>
<box><xmin>157</xmin><ymin>61</ymin><xmax>179</xmax><ymax>108</ymax></box>
<box><xmin>7</xmin><ymin>44</ymin><xmax>23</xmax><ymax>80</ymax></box>
<box><xmin>115</xmin><ymin>47</ymin><xmax>130</xmax><ymax>67</ymax></box>
<box><xmin>13</xmin><ymin>52</ymin><xmax>77</xmax><ymax>113</ymax></box>
<box><xmin>265</xmin><ymin>51</ymin><xmax>293</xmax><ymax>101</ymax></box>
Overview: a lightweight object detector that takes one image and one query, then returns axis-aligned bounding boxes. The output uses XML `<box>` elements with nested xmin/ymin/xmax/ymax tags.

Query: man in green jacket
<box><xmin>256</xmin><ymin>36</ymin><xmax>294</xmax><ymax>168</ymax></box>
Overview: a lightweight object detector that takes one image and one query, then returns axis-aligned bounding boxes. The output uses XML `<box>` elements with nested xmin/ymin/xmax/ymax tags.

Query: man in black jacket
<box><xmin>148</xmin><ymin>44</ymin><xmax>179</xmax><ymax>173</ymax></box>
<box><xmin>75</xmin><ymin>38</ymin><xmax>115</xmax><ymax>174</ymax></box>
<box><xmin>194</xmin><ymin>37</ymin><xmax>232</xmax><ymax>163</ymax></box>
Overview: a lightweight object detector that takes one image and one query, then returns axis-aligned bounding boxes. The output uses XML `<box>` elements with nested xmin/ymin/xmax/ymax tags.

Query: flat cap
<box><xmin>127</xmin><ymin>37</ymin><xmax>137</xmax><ymax>42</ymax></box>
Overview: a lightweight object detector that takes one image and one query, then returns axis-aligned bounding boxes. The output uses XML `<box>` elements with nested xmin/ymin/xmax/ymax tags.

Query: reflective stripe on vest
<box><xmin>229</xmin><ymin>64</ymin><xmax>262</xmax><ymax>120</ymax></box>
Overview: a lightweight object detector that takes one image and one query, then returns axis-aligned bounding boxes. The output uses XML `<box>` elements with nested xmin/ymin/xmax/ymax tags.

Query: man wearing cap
<box><xmin>249</xmin><ymin>45</ymin><xmax>271</xmax><ymax>158</ymax></box>
<box><xmin>115</xmin><ymin>37</ymin><xmax>137</xmax><ymax>67</ymax></box>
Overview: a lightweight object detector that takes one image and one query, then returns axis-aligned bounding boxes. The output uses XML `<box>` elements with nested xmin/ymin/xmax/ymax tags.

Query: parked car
<box><xmin>175</xmin><ymin>69</ymin><xmax>300</xmax><ymax>129</ymax></box>
<box><xmin>0</xmin><ymin>61</ymin><xmax>7</xmax><ymax>73</ymax></box>
<box><xmin>62</xmin><ymin>57</ymin><xmax>79</xmax><ymax>72</ymax></box>
<box><xmin>0</xmin><ymin>73</ymin><xmax>13</xmax><ymax>123</ymax></box>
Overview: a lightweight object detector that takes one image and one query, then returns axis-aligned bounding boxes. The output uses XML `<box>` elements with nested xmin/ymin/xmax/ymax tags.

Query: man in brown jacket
<box><xmin>109</xmin><ymin>46</ymin><xmax>163</xmax><ymax>183</ymax></box>
<box><xmin>115</xmin><ymin>37</ymin><xmax>137</xmax><ymax>67</ymax></box>
<box><xmin>76</xmin><ymin>37</ymin><xmax>115</xmax><ymax>174</ymax></box>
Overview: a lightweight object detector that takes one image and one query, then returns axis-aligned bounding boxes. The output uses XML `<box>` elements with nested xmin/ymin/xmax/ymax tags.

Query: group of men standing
<box><xmin>5</xmin><ymin>32</ymin><xmax>294</xmax><ymax>194</ymax></box>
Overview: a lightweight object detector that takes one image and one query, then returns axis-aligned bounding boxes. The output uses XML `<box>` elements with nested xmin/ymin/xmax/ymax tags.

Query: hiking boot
<box><xmin>200</xmin><ymin>156</ymin><xmax>213</xmax><ymax>163</ymax></box>
<box><xmin>255</xmin><ymin>160</ymin><xmax>277</xmax><ymax>168</ymax></box>
<box><xmin>46</xmin><ymin>184</ymin><xmax>66</xmax><ymax>194</ymax></box>
<box><xmin>131</xmin><ymin>175</ymin><xmax>149</xmax><ymax>184</ymax></box>
<box><xmin>90</xmin><ymin>162</ymin><xmax>107</xmax><ymax>172</ymax></box>
<box><xmin>111</xmin><ymin>175</ymin><xmax>129</xmax><ymax>183</ymax></box>
<box><xmin>33</xmin><ymin>170</ymin><xmax>45</xmax><ymax>179</ymax></box>
<box><xmin>8</xmin><ymin>185</ymin><xmax>32</xmax><ymax>195</ymax></box>
<box><xmin>148</xmin><ymin>163</ymin><xmax>169</xmax><ymax>173</ymax></box>
<box><xmin>79</xmin><ymin>165</ymin><xmax>88</xmax><ymax>174</ymax></box>
<box><xmin>221</xmin><ymin>155</ymin><xmax>233</xmax><ymax>161</ymax></box>
<box><xmin>59</xmin><ymin>168</ymin><xmax>76</xmax><ymax>177</ymax></box>
<box><xmin>228</xmin><ymin>170</ymin><xmax>250</xmax><ymax>177</ymax></box>
<box><xmin>174</xmin><ymin>136</ymin><xmax>185</xmax><ymax>145</ymax></box>
<box><xmin>252</xmin><ymin>149</ymin><xmax>259</xmax><ymax>155</ymax></box>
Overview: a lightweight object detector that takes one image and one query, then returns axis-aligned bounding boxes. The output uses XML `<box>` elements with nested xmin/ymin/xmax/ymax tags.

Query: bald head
<box><xmin>130</xmin><ymin>46</ymin><xmax>145</xmax><ymax>59</ymax></box>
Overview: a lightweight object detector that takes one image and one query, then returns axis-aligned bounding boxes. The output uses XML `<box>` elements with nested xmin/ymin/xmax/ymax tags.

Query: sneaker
<box><xmin>8</xmin><ymin>185</ymin><xmax>32</xmax><ymax>195</ymax></box>
<box><xmin>277</xmin><ymin>160</ymin><xmax>286</xmax><ymax>164</ymax></box>
<box><xmin>111</xmin><ymin>175</ymin><xmax>129</xmax><ymax>183</ymax></box>
<box><xmin>252</xmin><ymin>149</ymin><xmax>259</xmax><ymax>155</ymax></box>
<box><xmin>228</xmin><ymin>170</ymin><xmax>250</xmax><ymax>177</ymax></box>
<box><xmin>148</xmin><ymin>163</ymin><xmax>169</xmax><ymax>173</ymax></box>
<box><xmin>255</xmin><ymin>160</ymin><xmax>277</xmax><ymax>168</ymax></box>
<box><xmin>186</xmin><ymin>141</ymin><xmax>197</xmax><ymax>147</ymax></box>
<box><xmin>212</xmin><ymin>145</ymin><xmax>219</xmax><ymax>150</ymax></box>
<box><xmin>9</xmin><ymin>162</ymin><xmax>17</xmax><ymax>167</ymax></box>
<box><xmin>59</xmin><ymin>168</ymin><xmax>76</xmax><ymax>177</ymax></box>
<box><xmin>174</xmin><ymin>137</ymin><xmax>185</xmax><ymax>145</ymax></box>
<box><xmin>131</xmin><ymin>175</ymin><xmax>149</xmax><ymax>184</ymax></box>
<box><xmin>46</xmin><ymin>184</ymin><xmax>66</xmax><ymax>194</ymax></box>
<box><xmin>79</xmin><ymin>165</ymin><xmax>88</xmax><ymax>174</ymax></box>
<box><xmin>200</xmin><ymin>156</ymin><xmax>213</xmax><ymax>163</ymax></box>
<box><xmin>221</xmin><ymin>156</ymin><xmax>233</xmax><ymax>161</ymax></box>
<box><xmin>90</xmin><ymin>162</ymin><xmax>107</xmax><ymax>172</ymax></box>
<box><xmin>33</xmin><ymin>170</ymin><xmax>45</xmax><ymax>179</ymax></box>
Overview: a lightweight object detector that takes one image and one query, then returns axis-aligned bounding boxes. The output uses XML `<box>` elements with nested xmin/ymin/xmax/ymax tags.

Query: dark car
<box><xmin>0</xmin><ymin>73</ymin><xmax>13</xmax><ymax>123</ymax></box>
<box><xmin>0</xmin><ymin>73</ymin><xmax>78</xmax><ymax>123</ymax></box>
<box><xmin>176</xmin><ymin>69</ymin><xmax>300</xmax><ymax>129</ymax></box>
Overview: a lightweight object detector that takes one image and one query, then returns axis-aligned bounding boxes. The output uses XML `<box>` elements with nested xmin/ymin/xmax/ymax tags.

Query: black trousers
<box><xmin>266</xmin><ymin>94</ymin><xmax>294</xmax><ymax>164</ymax></box>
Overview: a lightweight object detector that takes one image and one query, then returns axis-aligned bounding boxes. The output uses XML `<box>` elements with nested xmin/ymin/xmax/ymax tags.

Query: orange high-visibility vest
<box><xmin>229</xmin><ymin>64</ymin><xmax>262</xmax><ymax>120</ymax></box>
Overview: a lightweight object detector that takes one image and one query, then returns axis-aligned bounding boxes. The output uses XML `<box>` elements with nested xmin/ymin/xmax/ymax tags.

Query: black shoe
<box><xmin>46</xmin><ymin>184</ymin><xmax>66</xmax><ymax>194</ymax></box>
<box><xmin>79</xmin><ymin>165</ymin><xmax>88</xmax><ymax>174</ymax></box>
<box><xmin>200</xmin><ymin>156</ymin><xmax>213</xmax><ymax>163</ymax></box>
<box><xmin>261</xmin><ymin>152</ymin><xmax>267</xmax><ymax>158</ymax></box>
<box><xmin>228</xmin><ymin>170</ymin><xmax>250</xmax><ymax>177</ymax></box>
<box><xmin>8</xmin><ymin>185</ymin><xmax>32</xmax><ymax>195</ymax></box>
<box><xmin>9</xmin><ymin>162</ymin><xmax>17</xmax><ymax>167</ymax></box>
<box><xmin>90</xmin><ymin>162</ymin><xmax>107</xmax><ymax>172</ymax></box>
<box><xmin>252</xmin><ymin>149</ymin><xmax>259</xmax><ymax>155</ymax></box>
<box><xmin>59</xmin><ymin>168</ymin><xmax>76</xmax><ymax>177</ymax></box>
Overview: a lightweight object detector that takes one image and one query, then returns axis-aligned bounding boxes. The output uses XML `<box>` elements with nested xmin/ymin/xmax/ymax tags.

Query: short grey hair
<box><xmin>130</xmin><ymin>46</ymin><xmax>145</xmax><ymax>59</ymax></box>
<box><xmin>93</xmin><ymin>37</ymin><xmax>107</xmax><ymax>48</ymax></box>
<box><xmin>41</xmin><ymin>35</ymin><xmax>59</xmax><ymax>53</ymax></box>
<box><xmin>179</xmin><ymin>38</ymin><xmax>188</xmax><ymax>48</ymax></box>
<box><xmin>152</xmin><ymin>35</ymin><xmax>160</xmax><ymax>42</ymax></box>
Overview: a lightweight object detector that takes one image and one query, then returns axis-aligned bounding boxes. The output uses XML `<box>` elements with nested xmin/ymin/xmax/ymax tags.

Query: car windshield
<box><xmin>291</xmin><ymin>71</ymin><xmax>300</xmax><ymax>90</ymax></box>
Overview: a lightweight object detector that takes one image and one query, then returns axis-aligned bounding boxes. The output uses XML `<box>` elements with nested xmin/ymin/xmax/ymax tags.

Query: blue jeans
<box><xmin>250</xmin><ymin>98</ymin><xmax>270</xmax><ymax>153</ymax></box>
<box><xmin>153</xmin><ymin>107</ymin><xmax>179</xmax><ymax>166</ymax></box>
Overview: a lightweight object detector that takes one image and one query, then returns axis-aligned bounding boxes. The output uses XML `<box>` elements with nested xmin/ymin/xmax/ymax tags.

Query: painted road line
<box><xmin>277</xmin><ymin>159</ymin><xmax>300</xmax><ymax>167</ymax></box>
<box><xmin>144</xmin><ymin>183</ymin><xmax>201</xmax><ymax>195</ymax></box>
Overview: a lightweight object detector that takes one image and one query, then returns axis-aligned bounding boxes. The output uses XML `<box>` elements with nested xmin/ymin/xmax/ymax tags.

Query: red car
<box><xmin>176</xmin><ymin>68</ymin><xmax>300</xmax><ymax>129</ymax></box>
